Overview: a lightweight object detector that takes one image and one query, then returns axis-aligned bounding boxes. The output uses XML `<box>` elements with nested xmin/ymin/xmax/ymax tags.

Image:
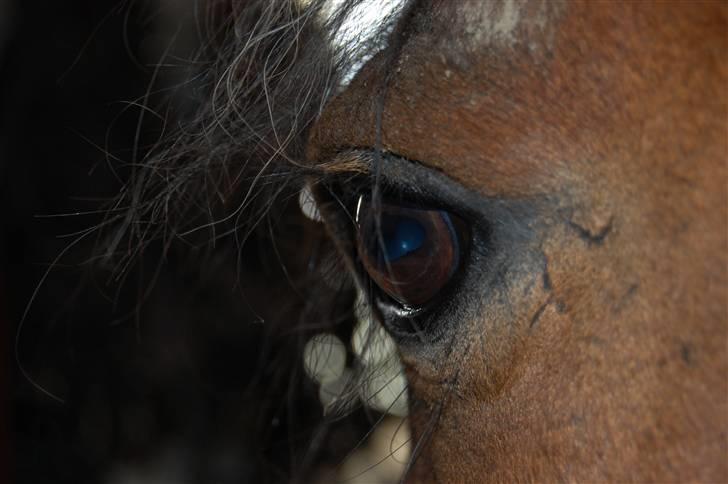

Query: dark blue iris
<box><xmin>382</xmin><ymin>217</ymin><xmax>426</xmax><ymax>262</ymax></box>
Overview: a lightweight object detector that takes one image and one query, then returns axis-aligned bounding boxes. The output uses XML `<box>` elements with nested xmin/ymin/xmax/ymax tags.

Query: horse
<box><xmin>92</xmin><ymin>0</ymin><xmax>726</xmax><ymax>481</ymax></box>
<box><xmin>303</xmin><ymin>0</ymin><xmax>728</xmax><ymax>481</ymax></box>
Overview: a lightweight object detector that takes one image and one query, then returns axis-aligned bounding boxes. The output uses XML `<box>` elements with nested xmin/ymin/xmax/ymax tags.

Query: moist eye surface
<box><xmin>355</xmin><ymin>197</ymin><xmax>467</xmax><ymax>308</ymax></box>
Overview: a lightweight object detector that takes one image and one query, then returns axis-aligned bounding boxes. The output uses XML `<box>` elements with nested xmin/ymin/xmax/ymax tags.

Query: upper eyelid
<box><xmin>312</xmin><ymin>150</ymin><xmax>503</xmax><ymax>235</ymax></box>
<box><xmin>314</xmin><ymin>150</ymin><xmax>445</xmax><ymax>203</ymax></box>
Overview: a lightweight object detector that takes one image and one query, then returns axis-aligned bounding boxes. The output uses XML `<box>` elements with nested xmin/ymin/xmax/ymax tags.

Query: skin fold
<box><xmin>307</xmin><ymin>1</ymin><xmax>728</xmax><ymax>482</ymax></box>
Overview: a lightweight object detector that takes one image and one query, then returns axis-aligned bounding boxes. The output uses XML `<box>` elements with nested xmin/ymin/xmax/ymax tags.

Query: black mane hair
<box><xmin>4</xmin><ymin>0</ymin><xmax>426</xmax><ymax>480</ymax></box>
<box><xmin>91</xmin><ymin>0</ymin><xmax>416</xmax><ymax>481</ymax></box>
<box><xmin>102</xmin><ymin>0</ymin><xmax>407</xmax><ymax>262</ymax></box>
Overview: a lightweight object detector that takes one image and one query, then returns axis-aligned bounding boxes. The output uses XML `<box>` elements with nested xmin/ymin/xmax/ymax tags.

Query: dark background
<box><xmin>0</xmin><ymin>1</ymin><xmax>357</xmax><ymax>482</ymax></box>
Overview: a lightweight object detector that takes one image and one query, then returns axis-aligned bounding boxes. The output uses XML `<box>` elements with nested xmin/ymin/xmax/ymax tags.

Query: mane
<box><xmin>92</xmin><ymin>0</ymin><xmax>415</xmax><ymax>480</ymax></box>
<box><xmin>101</xmin><ymin>0</ymin><xmax>406</xmax><ymax>264</ymax></box>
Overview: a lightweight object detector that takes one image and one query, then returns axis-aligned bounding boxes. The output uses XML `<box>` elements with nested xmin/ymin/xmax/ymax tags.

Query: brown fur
<box><xmin>308</xmin><ymin>1</ymin><xmax>728</xmax><ymax>482</ymax></box>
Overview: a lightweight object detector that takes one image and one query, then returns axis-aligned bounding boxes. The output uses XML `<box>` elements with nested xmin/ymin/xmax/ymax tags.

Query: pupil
<box><xmin>382</xmin><ymin>216</ymin><xmax>426</xmax><ymax>262</ymax></box>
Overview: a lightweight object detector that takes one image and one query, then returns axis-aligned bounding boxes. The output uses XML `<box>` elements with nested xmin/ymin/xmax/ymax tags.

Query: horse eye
<box><xmin>355</xmin><ymin>197</ymin><xmax>469</xmax><ymax>308</ymax></box>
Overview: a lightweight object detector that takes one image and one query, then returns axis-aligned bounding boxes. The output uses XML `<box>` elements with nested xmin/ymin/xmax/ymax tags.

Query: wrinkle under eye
<box><xmin>355</xmin><ymin>196</ymin><xmax>468</xmax><ymax>308</ymax></box>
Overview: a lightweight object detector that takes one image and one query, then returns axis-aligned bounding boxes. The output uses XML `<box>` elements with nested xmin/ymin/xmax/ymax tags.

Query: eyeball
<box><xmin>355</xmin><ymin>197</ymin><xmax>468</xmax><ymax>308</ymax></box>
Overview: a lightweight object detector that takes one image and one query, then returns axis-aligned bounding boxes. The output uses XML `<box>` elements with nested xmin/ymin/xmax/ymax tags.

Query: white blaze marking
<box><xmin>325</xmin><ymin>0</ymin><xmax>407</xmax><ymax>85</ymax></box>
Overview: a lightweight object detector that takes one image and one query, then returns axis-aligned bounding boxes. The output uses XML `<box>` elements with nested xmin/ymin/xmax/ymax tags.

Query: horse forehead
<box><xmin>310</xmin><ymin>2</ymin><xmax>724</xmax><ymax>195</ymax></box>
<box><xmin>309</xmin><ymin>0</ymin><xmax>577</xmax><ymax>195</ymax></box>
